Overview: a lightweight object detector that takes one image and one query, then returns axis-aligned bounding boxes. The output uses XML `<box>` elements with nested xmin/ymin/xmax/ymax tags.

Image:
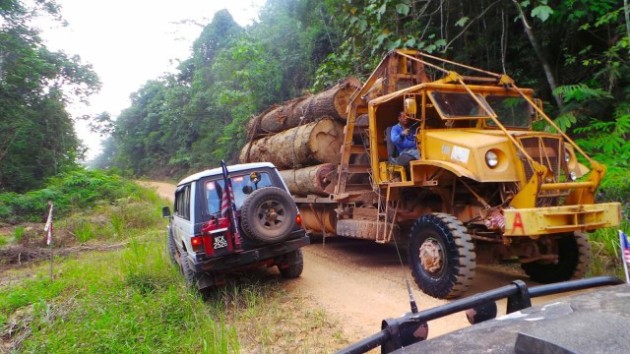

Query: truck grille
<box><xmin>517</xmin><ymin>136</ymin><xmax>570</xmax><ymax>202</ymax></box>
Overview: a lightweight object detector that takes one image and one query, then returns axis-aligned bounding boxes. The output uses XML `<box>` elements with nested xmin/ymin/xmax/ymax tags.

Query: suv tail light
<box><xmin>296</xmin><ymin>214</ymin><xmax>302</xmax><ymax>226</ymax></box>
<box><xmin>190</xmin><ymin>236</ymin><xmax>205</xmax><ymax>253</ymax></box>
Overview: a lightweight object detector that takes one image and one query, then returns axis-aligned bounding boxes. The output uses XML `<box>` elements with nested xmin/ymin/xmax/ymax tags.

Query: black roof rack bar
<box><xmin>337</xmin><ymin>276</ymin><xmax>623</xmax><ymax>354</ymax></box>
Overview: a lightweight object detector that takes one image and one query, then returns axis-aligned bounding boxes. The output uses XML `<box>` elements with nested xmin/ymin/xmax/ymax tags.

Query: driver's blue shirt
<box><xmin>391</xmin><ymin>123</ymin><xmax>418</xmax><ymax>154</ymax></box>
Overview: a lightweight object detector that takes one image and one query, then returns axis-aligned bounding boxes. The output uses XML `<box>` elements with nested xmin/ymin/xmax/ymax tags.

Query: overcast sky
<box><xmin>37</xmin><ymin>0</ymin><xmax>266</xmax><ymax>160</ymax></box>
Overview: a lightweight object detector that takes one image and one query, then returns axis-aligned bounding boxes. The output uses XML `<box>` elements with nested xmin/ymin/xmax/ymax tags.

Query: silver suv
<box><xmin>162</xmin><ymin>162</ymin><xmax>309</xmax><ymax>291</ymax></box>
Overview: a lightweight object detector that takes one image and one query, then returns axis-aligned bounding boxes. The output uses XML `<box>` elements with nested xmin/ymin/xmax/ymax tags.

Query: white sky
<box><xmin>37</xmin><ymin>0</ymin><xmax>266</xmax><ymax>160</ymax></box>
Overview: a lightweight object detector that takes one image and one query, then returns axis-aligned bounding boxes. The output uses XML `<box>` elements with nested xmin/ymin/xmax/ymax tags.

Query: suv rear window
<box><xmin>203</xmin><ymin>172</ymin><xmax>274</xmax><ymax>217</ymax></box>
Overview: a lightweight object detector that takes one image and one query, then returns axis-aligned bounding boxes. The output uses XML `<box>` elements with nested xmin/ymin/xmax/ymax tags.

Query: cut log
<box><xmin>247</xmin><ymin>77</ymin><xmax>360</xmax><ymax>139</ymax></box>
<box><xmin>279</xmin><ymin>163</ymin><xmax>338</xmax><ymax>196</ymax></box>
<box><xmin>239</xmin><ymin>118</ymin><xmax>343</xmax><ymax>169</ymax></box>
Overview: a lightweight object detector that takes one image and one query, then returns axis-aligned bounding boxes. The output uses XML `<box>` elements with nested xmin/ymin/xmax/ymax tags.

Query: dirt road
<box><xmin>140</xmin><ymin>181</ymin><xmax>578</xmax><ymax>344</ymax></box>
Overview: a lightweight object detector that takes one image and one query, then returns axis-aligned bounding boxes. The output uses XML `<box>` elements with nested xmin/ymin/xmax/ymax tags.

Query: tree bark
<box><xmin>279</xmin><ymin>163</ymin><xmax>338</xmax><ymax>196</ymax></box>
<box><xmin>246</xmin><ymin>77</ymin><xmax>360</xmax><ymax>139</ymax></box>
<box><xmin>239</xmin><ymin>118</ymin><xmax>344</xmax><ymax>169</ymax></box>
<box><xmin>512</xmin><ymin>0</ymin><xmax>564</xmax><ymax>110</ymax></box>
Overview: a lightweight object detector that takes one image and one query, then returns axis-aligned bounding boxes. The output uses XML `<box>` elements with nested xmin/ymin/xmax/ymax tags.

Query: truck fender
<box><xmin>411</xmin><ymin>160</ymin><xmax>479</xmax><ymax>181</ymax></box>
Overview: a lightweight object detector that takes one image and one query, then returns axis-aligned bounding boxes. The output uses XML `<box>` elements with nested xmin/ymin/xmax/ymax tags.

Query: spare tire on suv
<box><xmin>241</xmin><ymin>186</ymin><xmax>297</xmax><ymax>243</ymax></box>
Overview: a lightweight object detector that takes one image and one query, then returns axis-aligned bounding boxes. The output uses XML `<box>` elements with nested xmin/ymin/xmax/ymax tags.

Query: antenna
<box><xmin>406</xmin><ymin>279</ymin><xmax>418</xmax><ymax>313</ymax></box>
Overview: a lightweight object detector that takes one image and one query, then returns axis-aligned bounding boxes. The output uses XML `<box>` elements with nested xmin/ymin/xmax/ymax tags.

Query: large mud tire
<box><xmin>521</xmin><ymin>232</ymin><xmax>591</xmax><ymax>283</ymax></box>
<box><xmin>278</xmin><ymin>249</ymin><xmax>304</xmax><ymax>279</ymax></box>
<box><xmin>241</xmin><ymin>187</ymin><xmax>297</xmax><ymax>243</ymax></box>
<box><xmin>408</xmin><ymin>213</ymin><xmax>476</xmax><ymax>299</ymax></box>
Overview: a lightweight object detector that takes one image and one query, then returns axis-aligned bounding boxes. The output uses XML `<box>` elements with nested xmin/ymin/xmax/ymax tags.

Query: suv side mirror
<box><xmin>162</xmin><ymin>206</ymin><xmax>171</xmax><ymax>217</ymax></box>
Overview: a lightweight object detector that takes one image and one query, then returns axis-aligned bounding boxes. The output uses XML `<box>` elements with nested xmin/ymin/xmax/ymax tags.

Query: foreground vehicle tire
<box><xmin>521</xmin><ymin>232</ymin><xmax>591</xmax><ymax>283</ymax></box>
<box><xmin>408</xmin><ymin>213</ymin><xmax>476</xmax><ymax>299</ymax></box>
<box><xmin>278</xmin><ymin>249</ymin><xmax>304</xmax><ymax>279</ymax></box>
<box><xmin>241</xmin><ymin>187</ymin><xmax>297</xmax><ymax>243</ymax></box>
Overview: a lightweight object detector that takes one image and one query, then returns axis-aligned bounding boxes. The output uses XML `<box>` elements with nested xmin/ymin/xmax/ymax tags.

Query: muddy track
<box><xmin>140</xmin><ymin>180</ymin><xmax>584</xmax><ymax>344</ymax></box>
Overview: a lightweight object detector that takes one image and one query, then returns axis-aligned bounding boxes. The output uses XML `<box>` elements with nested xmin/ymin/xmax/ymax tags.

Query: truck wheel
<box><xmin>167</xmin><ymin>229</ymin><xmax>178</xmax><ymax>266</ymax></box>
<box><xmin>408</xmin><ymin>213</ymin><xmax>476</xmax><ymax>299</ymax></box>
<box><xmin>241</xmin><ymin>187</ymin><xmax>297</xmax><ymax>243</ymax></box>
<box><xmin>521</xmin><ymin>232</ymin><xmax>591</xmax><ymax>283</ymax></box>
<box><xmin>278</xmin><ymin>249</ymin><xmax>304</xmax><ymax>279</ymax></box>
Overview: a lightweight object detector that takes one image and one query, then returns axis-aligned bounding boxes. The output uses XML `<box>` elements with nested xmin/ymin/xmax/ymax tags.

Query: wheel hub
<box><xmin>260</xmin><ymin>201</ymin><xmax>283</xmax><ymax>228</ymax></box>
<box><xmin>419</xmin><ymin>238</ymin><xmax>443</xmax><ymax>274</ymax></box>
<box><xmin>266</xmin><ymin>208</ymin><xmax>278</xmax><ymax>222</ymax></box>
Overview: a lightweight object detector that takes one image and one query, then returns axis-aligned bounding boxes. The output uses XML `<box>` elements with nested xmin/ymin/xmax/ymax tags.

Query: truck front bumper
<box><xmin>503</xmin><ymin>202</ymin><xmax>622</xmax><ymax>237</ymax></box>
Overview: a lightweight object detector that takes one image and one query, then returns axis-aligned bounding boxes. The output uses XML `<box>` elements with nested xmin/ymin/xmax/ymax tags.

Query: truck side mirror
<box><xmin>404</xmin><ymin>97</ymin><xmax>417</xmax><ymax>116</ymax></box>
<box><xmin>162</xmin><ymin>206</ymin><xmax>171</xmax><ymax>217</ymax></box>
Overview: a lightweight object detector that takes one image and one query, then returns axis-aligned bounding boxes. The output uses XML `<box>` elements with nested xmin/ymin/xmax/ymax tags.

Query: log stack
<box><xmin>239</xmin><ymin>78</ymin><xmax>360</xmax><ymax>197</ymax></box>
<box><xmin>246</xmin><ymin>77</ymin><xmax>360</xmax><ymax>139</ymax></box>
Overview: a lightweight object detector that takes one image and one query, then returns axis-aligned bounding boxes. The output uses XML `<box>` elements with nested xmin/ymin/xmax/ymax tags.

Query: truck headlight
<box><xmin>569</xmin><ymin>171</ymin><xmax>577</xmax><ymax>181</ymax></box>
<box><xmin>485</xmin><ymin>150</ymin><xmax>499</xmax><ymax>168</ymax></box>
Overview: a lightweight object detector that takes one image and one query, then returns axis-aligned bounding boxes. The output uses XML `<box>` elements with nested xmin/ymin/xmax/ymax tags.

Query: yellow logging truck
<box><xmin>250</xmin><ymin>50</ymin><xmax>623</xmax><ymax>299</ymax></box>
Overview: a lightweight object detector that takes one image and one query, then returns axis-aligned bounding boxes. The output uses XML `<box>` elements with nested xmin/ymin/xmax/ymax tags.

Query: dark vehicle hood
<box><xmin>395</xmin><ymin>284</ymin><xmax>630</xmax><ymax>354</ymax></box>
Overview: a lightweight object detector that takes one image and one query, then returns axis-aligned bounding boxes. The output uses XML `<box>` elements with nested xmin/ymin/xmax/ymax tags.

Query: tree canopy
<box><xmin>94</xmin><ymin>0</ymin><xmax>628</xmax><ymax>180</ymax></box>
<box><xmin>0</xmin><ymin>0</ymin><xmax>100</xmax><ymax>192</ymax></box>
<box><xmin>2</xmin><ymin>0</ymin><xmax>626</xmax><ymax>188</ymax></box>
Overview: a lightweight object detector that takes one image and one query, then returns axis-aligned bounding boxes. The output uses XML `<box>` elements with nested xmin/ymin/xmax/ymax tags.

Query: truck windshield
<box><xmin>429</xmin><ymin>91</ymin><xmax>492</xmax><ymax>119</ymax></box>
<box><xmin>485</xmin><ymin>95</ymin><xmax>532</xmax><ymax>128</ymax></box>
<box><xmin>429</xmin><ymin>91</ymin><xmax>532</xmax><ymax>129</ymax></box>
<box><xmin>204</xmin><ymin>172</ymin><xmax>273</xmax><ymax>216</ymax></box>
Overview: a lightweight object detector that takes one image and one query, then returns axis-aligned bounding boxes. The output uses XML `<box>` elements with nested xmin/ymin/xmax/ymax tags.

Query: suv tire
<box><xmin>167</xmin><ymin>229</ymin><xmax>178</xmax><ymax>266</ymax></box>
<box><xmin>241</xmin><ymin>187</ymin><xmax>297</xmax><ymax>243</ymax></box>
<box><xmin>278</xmin><ymin>249</ymin><xmax>304</xmax><ymax>278</ymax></box>
<box><xmin>180</xmin><ymin>252</ymin><xmax>200</xmax><ymax>288</ymax></box>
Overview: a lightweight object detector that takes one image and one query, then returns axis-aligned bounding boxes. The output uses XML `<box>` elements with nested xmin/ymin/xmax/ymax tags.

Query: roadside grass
<box><xmin>589</xmin><ymin>220</ymin><xmax>630</xmax><ymax>279</ymax></box>
<box><xmin>0</xmin><ymin>183</ymin><xmax>349</xmax><ymax>353</ymax></box>
<box><xmin>2</xmin><ymin>241</ymin><xmax>239</xmax><ymax>353</ymax></box>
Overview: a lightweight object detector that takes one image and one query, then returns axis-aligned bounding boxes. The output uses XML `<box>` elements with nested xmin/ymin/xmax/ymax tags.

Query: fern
<box><xmin>551</xmin><ymin>112</ymin><xmax>577</xmax><ymax>132</ymax></box>
<box><xmin>573</xmin><ymin>104</ymin><xmax>630</xmax><ymax>166</ymax></box>
<box><xmin>552</xmin><ymin>84</ymin><xmax>613</xmax><ymax>103</ymax></box>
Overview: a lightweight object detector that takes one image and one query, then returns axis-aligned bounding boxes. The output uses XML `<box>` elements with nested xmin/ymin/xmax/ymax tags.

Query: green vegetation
<box><xmin>12</xmin><ymin>226</ymin><xmax>25</xmax><ymax>241</ymax></box>
<box><xmin>0</xmin><ymin>238</ymin><xmax>241</xmax><ymax>353</ymax></box>
<box><xmin>0</xmin><ymin>169</ymin><xmax>144</xmax><ymax>225</ymax></box>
